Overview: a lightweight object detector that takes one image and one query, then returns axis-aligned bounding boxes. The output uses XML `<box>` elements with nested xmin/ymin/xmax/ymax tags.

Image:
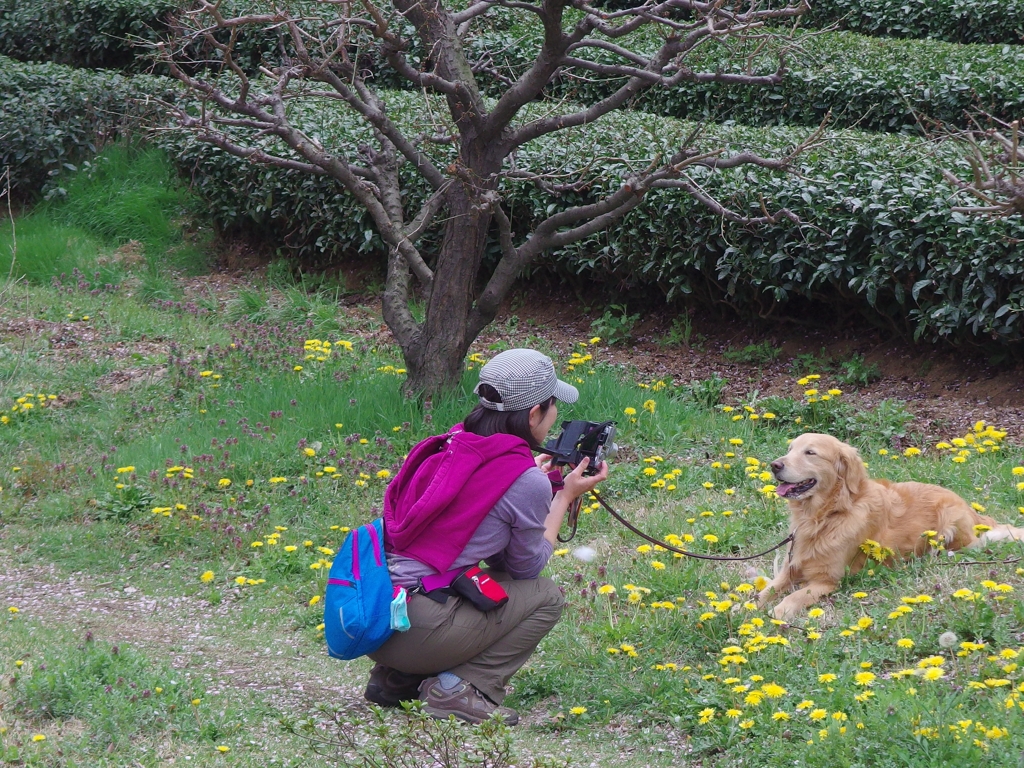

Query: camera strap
<box><xmin>580</xmin><ymin>492</ymin><xmax>794</xmax><ymax>563</ymax></box>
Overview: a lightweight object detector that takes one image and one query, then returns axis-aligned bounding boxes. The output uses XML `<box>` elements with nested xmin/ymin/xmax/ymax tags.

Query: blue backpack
<box><xmin>324</xmin><ymin>518</ymin><xmax>409</xmax><ymax>660</ymax></box>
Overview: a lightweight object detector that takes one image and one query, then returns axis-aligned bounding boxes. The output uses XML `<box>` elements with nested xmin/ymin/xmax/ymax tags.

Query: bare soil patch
<box><xmin>482</xmin><ymin>284</ymin><xmax>1024</xmax><ymax>444</ymax></box>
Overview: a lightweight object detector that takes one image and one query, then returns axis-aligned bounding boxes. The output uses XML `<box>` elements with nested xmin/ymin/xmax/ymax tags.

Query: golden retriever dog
<box><xmin>757</xmin><ymin>432</ymin><xmax>1024</xmax><ymax>620</ymax></box>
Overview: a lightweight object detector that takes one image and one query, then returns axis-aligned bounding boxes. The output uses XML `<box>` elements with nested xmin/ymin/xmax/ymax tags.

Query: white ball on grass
<box><xmin>572</xmin><ymin>546</ymin><xmax>597</xmax><ymax>563</ymax></box>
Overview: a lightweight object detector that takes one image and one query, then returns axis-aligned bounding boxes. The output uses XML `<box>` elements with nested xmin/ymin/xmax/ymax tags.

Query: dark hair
<box><xmin>463</xmin><ymin>384</ymin><xmax>555</xmax><ymax>450</ymax></box>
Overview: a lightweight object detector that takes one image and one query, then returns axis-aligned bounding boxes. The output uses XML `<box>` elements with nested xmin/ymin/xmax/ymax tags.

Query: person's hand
<box><xmin>535</xmin><ymin>453</ymin><xmax>554</xmax><ymax>472</ymax></box>
<box><xmin>561</xmin><ymin>456</ymin><xmax>609</xmax><ymax>501</ymax></box>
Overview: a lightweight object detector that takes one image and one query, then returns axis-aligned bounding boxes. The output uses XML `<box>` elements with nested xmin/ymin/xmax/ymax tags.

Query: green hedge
<box><xmin>0</xmin><ymin>57</ymin><xmax>172</xmax><ymax>197</ymax></box>
<box><xmin>803</xmin><ymin>0</ymin><xmax>1024</xmax><ymax>45</ymax></box>
<box><xmin>0</xmin><ymin>0</ymin><xmax>179</xmax><ymax>70</ymax></box>
<box><xmin>153</xmin><ymin>89</ymin><xmax>1024</xmax><ymax>347</ymax></box>
<box><xmin>0</xmin><ymin>0</ymin><xmax>342</xmax><ymax>73</ymax></box>
<box><xmin>8</xmin><ymin>2</ymin><xmax>1018</xmax><ymax>135</ymax></box>
<box><xmin>468</xmin><ymin>23</ymin><xmax>1024</xmax><ymax>134</ymax></box>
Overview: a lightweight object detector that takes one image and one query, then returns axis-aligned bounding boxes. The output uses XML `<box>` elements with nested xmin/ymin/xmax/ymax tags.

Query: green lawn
<box><xmin>2</xmin><ymin>149</ymin><xmax>1024</xmax><ymax>768</ymax></box>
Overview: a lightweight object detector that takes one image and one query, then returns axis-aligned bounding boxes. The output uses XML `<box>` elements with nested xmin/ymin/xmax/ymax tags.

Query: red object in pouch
<box><xmin>451</xmin><ymin>566</ymin><xmax>509</xmax><ymax>611</ymax></box>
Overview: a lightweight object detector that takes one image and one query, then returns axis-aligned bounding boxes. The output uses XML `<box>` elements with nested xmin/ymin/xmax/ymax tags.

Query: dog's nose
<box><xmin>770</xmin><ymin>460</ymin><xmax>784</xmax><ymax>475</ymax></box>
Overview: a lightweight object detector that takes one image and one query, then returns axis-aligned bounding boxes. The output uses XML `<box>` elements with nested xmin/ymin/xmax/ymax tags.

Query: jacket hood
<box><xmin>383</xmin><ymin>426</ymin><xmax>536</xmax><ymax>571</ymax></box>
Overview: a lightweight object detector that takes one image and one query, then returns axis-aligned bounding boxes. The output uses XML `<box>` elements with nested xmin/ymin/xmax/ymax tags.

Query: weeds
<box><xmin>284</xmin><ymin>702</ymin><xmax>564</xmax><ymax>768</ymax></box>
<box><xmin>657</xmin><ymin>314</ymin><xmax>697</xmax><ymax>348</ymax></box>
<box><xmin>835</xmin><ymin>353</ymin><xmax>883</xmax><ymax>388</ymax></box>
<box><xmin>224</xmin><ymin>285</ymin><xmax>347</xmax><ymax>335</ymax></box>
<box><xmin>681</xmin><ymin>375</ymin><xmax>728</xmax><ymax>409</ymax></box>
<box><xmin>10</xmin><ymin>633</ymin><xmax>221</xmax><ymax>742</ymax></box>
<box><xmin>590</xmin><ymin>304</ymin><xmax>640</xmax><ymax>346</ymax></box>
<box><xmin>843</xmin><ymin>399</ymin><xmax>915</xmax><ymax>444</ymax></box>
<box><xmin>723</xmin><ymin>341</ymin><xmax>780</xmax><ymax>365</ymax></box>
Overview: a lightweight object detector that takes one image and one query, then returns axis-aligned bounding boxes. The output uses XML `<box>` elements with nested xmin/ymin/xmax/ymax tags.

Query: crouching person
<box><xmin>365</xmin><ymin>349</ymin><xmax>608</xmax><ymax>724</ymax></box>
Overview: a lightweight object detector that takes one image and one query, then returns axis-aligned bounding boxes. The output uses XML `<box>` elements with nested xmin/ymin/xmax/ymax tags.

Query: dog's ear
<box><xmin>834</xmin><ymin>442</ymin><xmax>866</xmax><ymax>497</ymax></box>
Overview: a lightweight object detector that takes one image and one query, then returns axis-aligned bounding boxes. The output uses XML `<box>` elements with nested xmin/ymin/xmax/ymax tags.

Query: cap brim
<box><xmin>553</xmin><ymin>379</ymin><xmax>579</xmax><ymax>404</ymax></box>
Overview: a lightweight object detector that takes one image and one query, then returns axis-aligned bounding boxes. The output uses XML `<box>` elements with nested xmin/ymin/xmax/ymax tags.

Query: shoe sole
<box><xmin>364</xmin><ymin>685</ymin><xmax>408</xmax><ymax>708</ymax></box>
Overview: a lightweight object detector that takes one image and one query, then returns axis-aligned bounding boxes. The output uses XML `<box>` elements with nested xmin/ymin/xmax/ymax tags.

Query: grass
<box><xmin>3</xmin><ymin>174</ymin><xmax>1024</xmax><ymax>767</ymax></box>
<box><xmin>0</xmin><ymin>144</ymin><xmax>210</xmax><ymax>293</ymax></box>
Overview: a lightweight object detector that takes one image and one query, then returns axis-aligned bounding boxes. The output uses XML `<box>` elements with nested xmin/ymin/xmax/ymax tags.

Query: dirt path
<box><xmin>0</xmin><ymin>556</ymin><xmax>362</xmax><ymax>714</ymax></box>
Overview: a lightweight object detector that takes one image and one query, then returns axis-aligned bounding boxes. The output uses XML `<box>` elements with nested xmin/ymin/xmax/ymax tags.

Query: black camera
<box><xmin>544</xmin><ymin>420</ymin><xmax>617</xmax><ymax>476</ymax></box>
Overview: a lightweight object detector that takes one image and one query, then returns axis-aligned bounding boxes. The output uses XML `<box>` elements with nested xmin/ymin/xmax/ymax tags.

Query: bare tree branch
<box><xmin>452</xmin><ymin>0</ymin><xmax>499</xmax><ymax>25</ymax></box>
<box><xmin>943</xmin><ymin>119</ymin><xmax>1024</xmax><ymax>216</ymax></box>
<box><xmin>484</xmin><ymin>0</ymin><xmax>594</xmax><ymax>137</ymax></box>
<box><xmin>404</xmin><ymin>183</ymin><xmax>453</xmax><ymax>242</ymax></box>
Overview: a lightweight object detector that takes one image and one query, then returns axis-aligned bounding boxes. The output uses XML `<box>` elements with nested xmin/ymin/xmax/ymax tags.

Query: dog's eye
<box><xmin>805</xmin><ymin>450</ymin><xmax>815</xmax><ymax>455</ymax></box>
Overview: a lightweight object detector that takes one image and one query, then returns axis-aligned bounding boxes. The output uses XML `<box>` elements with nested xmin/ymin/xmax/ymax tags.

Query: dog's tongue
<box><xmin>775</xmin><ymin>483</ymin><xmax>797</xmax><ymax>497</ymax></box>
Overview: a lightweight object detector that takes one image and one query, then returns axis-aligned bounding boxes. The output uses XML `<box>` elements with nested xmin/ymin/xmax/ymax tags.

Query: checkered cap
<box><xmin>474</xmin><ymin>349</ymin><xmax>579</xmax><ymax>412</ymax></box>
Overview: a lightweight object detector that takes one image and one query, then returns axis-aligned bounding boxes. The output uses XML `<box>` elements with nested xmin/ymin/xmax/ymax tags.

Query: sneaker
<box><xmin>364</xmin><ymin>664</ymin><xmax>427</xmax><ymax>708</ymax></box>
<box><xmin>419</xmin><ymin>676</ymin><xmax>520</xmax><ymax>725</ymax></box>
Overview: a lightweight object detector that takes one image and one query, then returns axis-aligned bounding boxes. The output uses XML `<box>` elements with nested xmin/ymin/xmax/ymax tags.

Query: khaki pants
<box><xmin>368</xmin><ymin>572</ymin><xmax>564</xmax><ymax>704</ymax></box>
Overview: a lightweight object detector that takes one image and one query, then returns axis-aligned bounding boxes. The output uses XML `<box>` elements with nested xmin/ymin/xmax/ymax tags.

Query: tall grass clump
<box><xmin>52</xmin><ymin>146</ymin><xmax>185</xmax><ymax>252</ymax></box>
<box><xmin>0</xmin><ymin>217</ymin><xmax>106</xmax><ymax>285</ymax></box>
<box><xmin>0</xmin><ymin>144</ymin><xmax>209</xmax><ymax>286</ymax></box>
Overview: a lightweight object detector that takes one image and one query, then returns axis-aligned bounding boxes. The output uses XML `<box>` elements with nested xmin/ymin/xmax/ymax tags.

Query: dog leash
<box><xmin>563</xmin><ymin>492</ymin><xmax>794</xmax><ymax>563</ymax></box>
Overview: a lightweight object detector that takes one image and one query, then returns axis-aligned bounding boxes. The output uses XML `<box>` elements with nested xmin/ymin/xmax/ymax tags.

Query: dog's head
<box><xmin>770</xmin><ymin>433</ymin><xmax>867</xmax><ymax>510</ymax></box>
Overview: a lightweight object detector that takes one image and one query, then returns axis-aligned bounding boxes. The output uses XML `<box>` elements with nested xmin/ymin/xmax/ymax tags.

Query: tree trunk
<box><xmin>404</xmin><ymin>178</ymin><xmax>495</xmax><ymax>395</ymax></box>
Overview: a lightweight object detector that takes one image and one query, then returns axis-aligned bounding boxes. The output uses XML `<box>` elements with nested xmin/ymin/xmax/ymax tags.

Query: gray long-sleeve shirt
<box><xmin>386</xmin><ymin>467</ymin><xmax>554</xmax><ymax>588</ymax></box>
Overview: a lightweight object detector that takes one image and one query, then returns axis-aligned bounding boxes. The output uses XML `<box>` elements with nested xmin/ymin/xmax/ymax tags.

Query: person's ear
<box><xmin>528</xmin><ymin>403</ymin><xmax>543</xmax><ymax>429</ymax></box>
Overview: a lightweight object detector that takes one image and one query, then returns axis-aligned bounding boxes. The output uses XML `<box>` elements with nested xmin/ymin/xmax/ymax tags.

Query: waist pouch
<box><xmin>420</xmin><ymin>566</ymin><xmax>509</xmax><ymax>611</ymax></box>
<box><xmin>451</xmin><ymin>566</ymin><xmax>509</xmax><ymax>611</ymax></box>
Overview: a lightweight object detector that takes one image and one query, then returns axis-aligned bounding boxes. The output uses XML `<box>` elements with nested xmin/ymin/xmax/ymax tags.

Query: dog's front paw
<box><xmin>771</xmin><ymin>596</ymin><xmax>804</xmax><ymax>621</ymax></box>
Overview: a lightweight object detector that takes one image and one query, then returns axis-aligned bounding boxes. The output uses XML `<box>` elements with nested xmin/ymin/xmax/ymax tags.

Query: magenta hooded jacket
<box><xmin>382</xmin><ymin>425</ymin><xmax>537</xmax><ymax>572</ymax></box>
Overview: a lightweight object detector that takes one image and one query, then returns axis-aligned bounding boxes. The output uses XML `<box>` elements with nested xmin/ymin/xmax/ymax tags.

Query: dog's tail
<box><xmin>973</xmin><ymin>514</ymin><xmax>1024</xmax><ymax>546</ymax></box>
<box><xmin>771</xmin><ymin>549</ymin><xmax>786</xmax><ymax>579</ymax></box>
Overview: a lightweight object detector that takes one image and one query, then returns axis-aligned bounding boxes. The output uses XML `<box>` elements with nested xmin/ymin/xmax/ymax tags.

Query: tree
<box><xmin>160</xmin><ymin>0</ymin><xmax>819</xmax><ymax>395</ymax></box>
